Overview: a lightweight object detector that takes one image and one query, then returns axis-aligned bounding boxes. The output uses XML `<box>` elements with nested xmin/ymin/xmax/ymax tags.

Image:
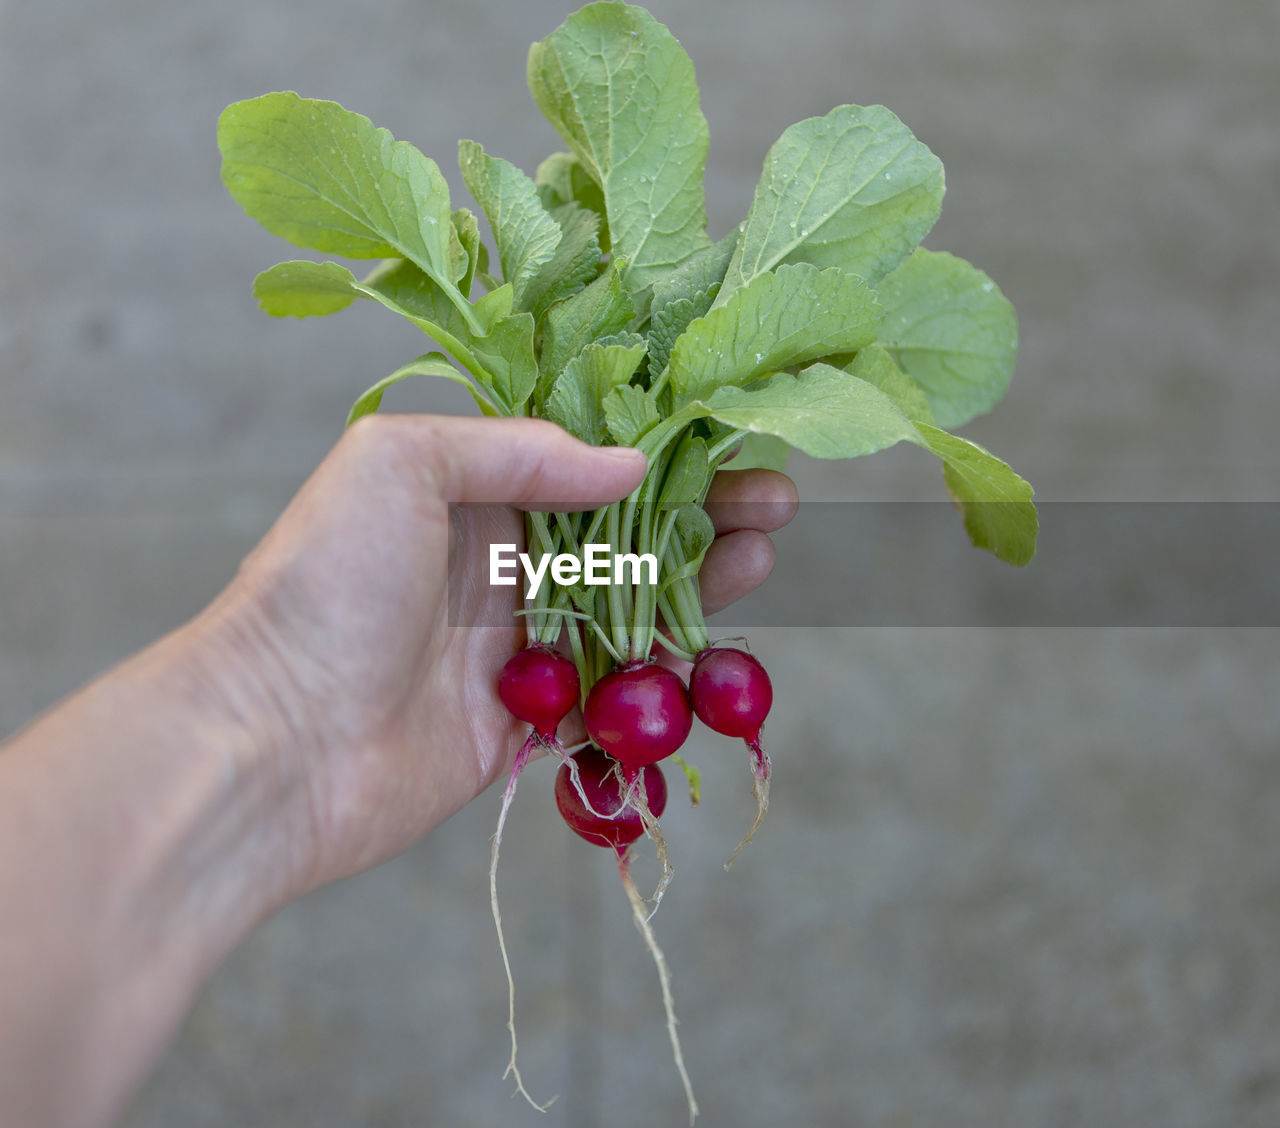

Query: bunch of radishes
<box><xmin>490</xmin><ymin>618</ymin><xmax>775</xmax><ymax>1119</ymax></box>
<box><xmin>500</xmin><ymin>641</ymin><xmax>774</xmax><ymax>860</ymax></box>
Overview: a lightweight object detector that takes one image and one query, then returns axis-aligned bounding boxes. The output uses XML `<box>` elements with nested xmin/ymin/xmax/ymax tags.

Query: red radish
<box><xmin>498</xmin><ymin>643</ymin><xmax>579</xmax><ymax>739</ymax></box>
<box><xmin>689</xmin><ymin>647</ymin><xmax>774</xmax><ymax>868</ymax></box>
<box><xmin>554</xmin><ymin>745</ymin><xmax>667</xmax><ymax>854</ymax></box>
<box><xmin>583</xmin><ymin>661</ymin><xmax>693</xmax><ymax>771</ymax></box>
<box><xmin>554</xmin><ymin>748</ymin><xmax>698</xmax><ymax>1124</ymax></box>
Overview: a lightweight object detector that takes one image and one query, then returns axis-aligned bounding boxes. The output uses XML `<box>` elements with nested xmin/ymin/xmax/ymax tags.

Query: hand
<box><xmin>0</xmin><ymin>412</ymin><xmax>797</xmax><ymax>1126</ymax></box>
<box><xmin>211</xmin><ymin>414</ymin><xmax>797</xmax><ymax>895</ymax></box>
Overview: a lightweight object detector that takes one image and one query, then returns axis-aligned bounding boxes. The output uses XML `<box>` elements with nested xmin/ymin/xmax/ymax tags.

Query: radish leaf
<box><xmin>451</xmin><ymin>209</ymin><xmax>482</xmax><ymax>298</ymax></box>
<box><xmin>544</xmin><ymin>337</ymin><xmax>648</xmax><ymax>445</ymax></box>
<box><xmin>527</xmin><ymin>1</ymin><xmax>712</xmax><ymax>300</ymax></box>
<box><xmin>218</xmin><ymin>92</ymin><xmax>480</xmax><ymax>333</ymax></box>
<box><xmin>669</xmin><ymin>264</ymin><xmax>881</xmax><ymax>402</ymax></box>
<box><xmin>719</xmin><ymin>104</ymin><xmax>944</xmax><ymax>301</ymax></box>
<box><xmin>724</xmin><ymin>433</ymin><xmax>790</xmax><ymax>472</ymax></box>
<box><xmin>522</xmin><ymin>204</ymin><xmax>603</xmax><ymax>322</ymax></box>
<box><xmin>539</xmin><ymin>259</ymin><xmax>635</xmax><ymax>392</ymax></box>
<box><xmin>346</xmin><ymin>352</ymin><xmax>495</xmax><ymax>425</ymax></box>
<box><xmin>657</xmin><ymin>433</ymin><xmax>709</xmax><ymax>510</ymax></box>
<box><xmin>602</xmin><ymin>384</ymin><xmax>661</xmax><ymax>446</ymax></box>
<box><xmin>691</xmin><ymin>362</ymin><xmax>1034</xmax><ymax>563</ymax></box>
<box><xmin>876</xmin><ymin>249</ymin><xmax>1018</xmax><ymax>428</ymax></box>
<box><xmin>458</xmin><ymin>141</ymin><xmax>563</xmax><ymax>308</ymax></box>
<box><xmin>695</xmin><ymin>364</ymin><xmax>918</xmax><ymax>458</ymax></box>
<box><xmin>253</xmin><ymin>261</ymin><xmax>360</xmax><ymax>317</ymax></box>
<box><xmin>535</xmin><ymin>152</ymin><xmax>609</xmax><ymax>249</ymax></box>
<box><xmin>915</xmin><ymin>425</ymin><xmax>1037</xmax><ymax>565</ymax></box>
<box><xmin>842</xmin><ymin>343</ymin><xmax>936</xmax><ymax>424</ymax></box>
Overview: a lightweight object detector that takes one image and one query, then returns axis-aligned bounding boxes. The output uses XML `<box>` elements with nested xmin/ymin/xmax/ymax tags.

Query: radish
<box><xmin>689</xmin><ymin>647</ymin><xmax>773</xmax><ymax>868</ymax></box>
<box><xmin>490</xmin><ymin>643</ymin><xmax>579</xmax><ymax>1111</ymax></box>
<box><xmin>583</xmin><ymin>661</ymin><xmax>693</xmax><ymax>771</ymax></box>
<box><xmin>554</xmin><ymin>744</ymin><xmax>667</xmax><ymax>853</ymax></box>
<box><xmin>582</xmin><ymin>661</ymin><xmax>691</xmax><ymax>902</ymax></box>
<box><xmin>554</xmin><ymin>748</ymin><xmax>699</xmax><ymax>1125</ymax></box>
<box><xmin>498</xmin><ymin>642</ymin><xmax>579</xmax><ymax>739</ymax></box>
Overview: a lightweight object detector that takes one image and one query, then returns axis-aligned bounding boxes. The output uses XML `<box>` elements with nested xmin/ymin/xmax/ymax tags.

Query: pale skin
<box><xmin>0</xmin><ymin>414</ymin><xmax>798</xmax><ymax>1128</ymax></box>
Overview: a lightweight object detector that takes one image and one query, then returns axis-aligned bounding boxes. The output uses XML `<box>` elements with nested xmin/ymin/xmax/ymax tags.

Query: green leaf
<box><xmin>539</xmin><ymin>258</ymin><xmax>635</xmax><ymax>394</ymax></box>
<box><xmin>842</xmin><ymin>343</ymin><xmax>935</xmax><ymax>424</ymax></box>
<box><xmin>660</xmin><ymin>505</ymin><xmax>716</xmax><ymax>589</ymax></box>
<box><xmin>218</xmin><ymin>92</ymin><xmax>480</xmax><ymax>334</ymax></box>
<box><xmin>274</xmin><ymin>258</ymin><xmax>535</xmax><ymax>415</ymax></box>
<box><xmin>719</xmin><ymin>104</ymin><xmax>944</xmax><ymax>301</ymax></box>
<box><xmin>651</xmin><ymin>227</ymin><xmax>739</xmax><ymax>313</ymax></box>
<box><xmin>647</xmin><ymin>228</ymin><xmax>740</xmax><ymax>380</ymax></box>
<box><xmin>253</xmin><ymin>260</ymin><xmax>360</xmax><ymax>317</ymax></box>
<box><xmin>473</xmin><ymin>282</ymin><xmax>515</xmax><ymax>331</ymax></box>
<box><xmin>876</xmin><ymin>248</ymin><xmax>1017</xmax><ymax>428</ymax></box>
<box><xmin>458</xmin><ymin>140</ymin><xmax>563</xmax><ymax>308</ymax></box>
<box><xmin>648</xmin><ymin>289</ymin><xmax>717</xmax><ymax>380</ymax></box>
<box><xmin>521</xmin><ymin>203</ymin><xmax>603</xmax><ymax>321</ymax></box>
<box><xmin>528</xmin><ymin>2</ymin><xmax>712</xmax><ymax>298</ymax></box>
<box><xmin>451</xmin><ymin>209</ymin><xmax>482</xmax><ymax>298</ymax></box>
<box><xmin>915</xmin><ymin>424</ymin><xmax>1037</xmax><ymax>566</ymax></box>
<box><xmin>725</xmin><ymin>432</ymin><xmax>789</xmax><ymax>472</ymax></box>
<box><xmin>568</xmin><ymin>581</ymin><xmax>598</xmax><ymax>616</ymax></box>
<box><xmin>657</xmin><ymin>432</ymin><xmax>709</xmax><ymax>510</ymax></box>
<box><xmin>669</xmin><ymin>263</ymin><xmax>882</xmax><ymax>402</ymax></box>
<box><xmin>345</xmin><ymin>352</ymin><xmax>495</xmax><ymax>425</ymax></box>
<box><xmin>602</xmin><ymin>383</ymin><xmax>661</xmax><ymax>446</ymax></box>
<box><xmin>844</xmin><ymin>345</ymin><xmax>1033</xmax><ymax>560</ymax></box>
<box><xmin>535</xmin><ymin>151</ymin><xmax>609</xmax><ymax>249</ymax></box>
<box><xmin>695</xmin><ymin>363</ymin><xmax>920</xmax><ymax>459</ymax></box>
<box><xmin>685</xmin><ymin>363</ymin><xmax>1035</xmax><ymax>563</ymax></box>
<box><xmin>544</xmin><ymin>337</ymin><xmax>648</xmax><ymax>444</ymax></box>
<box><xmin>469</xmin><ymin>311</ymin><xmax>538</xmax><ymax>415</ymax></box>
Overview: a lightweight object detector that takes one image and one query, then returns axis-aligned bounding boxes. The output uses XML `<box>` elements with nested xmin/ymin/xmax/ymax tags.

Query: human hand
<box><xmin>209</xmin><ymin>414</ymin><xmax>797</xmax><ymax>897</ymax></box>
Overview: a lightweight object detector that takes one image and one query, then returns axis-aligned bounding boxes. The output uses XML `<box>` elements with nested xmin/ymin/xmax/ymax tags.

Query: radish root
<box><xmin>724</xmin><ymin>738</ymin><xmax>771</xmax><ymax>871</ymax></box>
<box><xmin>618</xmin><ymin>851</ymin><xmax>699</xmax><ymax>1125</ymax></box>
<box><xmin>489</xmin><ymin>733</ymin><xmax>556</xmax><ymax>1112</ymax></box>
<box><xmin>548</xmin><ymin>741</ymin><xmax>626</xmax><ymax>822</ymax></box>
<box><xmin>620</xmin><ymin>765</ymin><xmax>675</xmax><ymax>912</ymax></box>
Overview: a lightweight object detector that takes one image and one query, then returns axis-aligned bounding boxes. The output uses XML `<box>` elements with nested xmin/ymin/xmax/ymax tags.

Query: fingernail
<box><xmin>600</xmin><ymin>446</ymin><xmax>647</xmax><ymax>466</ymax></box>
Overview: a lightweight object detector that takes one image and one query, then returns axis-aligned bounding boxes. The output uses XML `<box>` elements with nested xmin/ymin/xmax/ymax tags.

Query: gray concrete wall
<box><xmin>2</xmin><ymin>0</ymin><xmax>1278</xmax><ymax>1124</ymax></box>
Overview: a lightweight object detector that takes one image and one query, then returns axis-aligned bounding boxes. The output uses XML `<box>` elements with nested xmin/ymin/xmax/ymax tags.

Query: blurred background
<box><xmin>2</xmin><ymin>0</ymin><xmax>1278</xmax><ymax>1124</ymax></box>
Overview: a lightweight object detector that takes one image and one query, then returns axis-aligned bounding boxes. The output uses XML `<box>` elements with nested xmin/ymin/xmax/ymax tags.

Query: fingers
<box><xmin>697</xmin><ymin>528</ymin><xmax>777</xmax><ymax>616</ymax></box>
<box><xmin>704</xmin><ymin>469</ymin><xmax>798</xmax><ymax>536</ymax></box>
<box><xmin>695</xmin><ymin>469</ymin><xmax>796</xmax><ymax>615</ymax></box>
<box><xmin>352</xmin><ymin>414</ymin><xmax>647</xmax><ymax>510</ymax></box>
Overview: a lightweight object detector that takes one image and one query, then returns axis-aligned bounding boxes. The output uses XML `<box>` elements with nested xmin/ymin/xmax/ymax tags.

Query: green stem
<box><xmin>527</xmin><ymin>511</ymin><xmax>558</xmax><ymax>558</ymax></box>
<box><xmin>654</xmin><ymin>507</ymin><xmax>680</xmax><ymax>564</ymax></box>
<box><xmin>629</xmin><ymin>455</ymin><xmax>663</xmax><ymax>663</ymax></box>
<box><xmin>706</xmin><ymin>428</ymin><xmax>748</xmax><ymax>465</ymax></box>
<box><xmin>665</xmin><ymin>536</ymin><xmax>710</xmax><ymax>654</ymax></box>
<box><xmin>517</xmin><ymin>607</ymin><xmax>622</xmax><ymax>667</ymax></box>
<box><xmin>605</xmin><ymin>502</ymin><xmax>630</xmax><ymax>661</ymax></box>
<box><xmin>565</xmin><ymin>613</ymin><xmax>588</xmax><ymax>709</ymax></box>
<box><xmin>648</xmin><ymin>628</ymin><xmax>696</xmax><ymax>664</ymax></box>
<box><xmin>656</xmin><ymin>591</ymin><xmax>693</xmax><ymax>656</ymax></box>
<box><xmin>554</xmin><ymin>511</ymin><xmax>581</xmax><ymax>557</ymax></box>
<box><xmin>443</xmin><ymin>281</ymin><xmax>486</xmax><ymax>338</ymax></box>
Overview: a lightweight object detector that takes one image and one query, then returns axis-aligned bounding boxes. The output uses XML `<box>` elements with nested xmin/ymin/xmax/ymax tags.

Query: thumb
<box><xmin>383</xmin><ymin>414</ymin><xmax>647</xmax><ymax>510</ymax></box>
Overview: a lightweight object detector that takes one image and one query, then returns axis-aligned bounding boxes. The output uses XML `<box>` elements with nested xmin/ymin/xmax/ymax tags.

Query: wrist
<box><xmin>0</xmin><ymin>587</ymin><xmax>319</xmax><ymax>1126</ymax></box>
